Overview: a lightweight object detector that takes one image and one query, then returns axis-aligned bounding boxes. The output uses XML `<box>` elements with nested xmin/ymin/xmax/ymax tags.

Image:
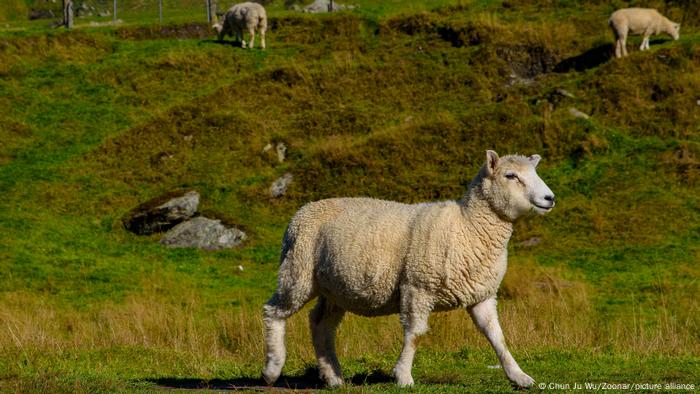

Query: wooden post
<box><xmin>159</xmin><ymin>0</ymin><xmax>163</xmax><ymax>24</ymax></box>
<box><xmin>206</xmin><ymin>0</ymin><xmax>211</xmax><ymax>23</ymax></box>
<box><xmin>113</xmin><ymin>0</ymin><xmax>117</xmax><ymax>23</ymax></box>
<box><xmin>208</xmin><ymin>0</ymin><xmax>218</xmax><ymax>24</ymax></box>
<box><xmin>63</xmin><ymin>0</ymin><xmax>73</xmax><ymax>29</ymax></box>
<box><xmin>328</xmin><ymin>0</ymin><xmax>333</xmax><ymax>12</ymax></box>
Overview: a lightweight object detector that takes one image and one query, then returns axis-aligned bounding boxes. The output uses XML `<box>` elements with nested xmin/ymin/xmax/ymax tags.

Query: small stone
<box><xmin>270</xmin><ymin>173</ymin><xmax>293</xmax><ymax>198</ymax></box>
<box><xmin>520</xmin><ymin>237</ymin><xmax>542</xmax><ymax>247</ymax></box>
<box><xmin>276</xmin><ymin>142</ymin><xmax>287</xmax><ymax>163</ymax></box>
<box><xmin>237</xmin><ymin>265</ymin><xmax>244</xmax><ymax>271</ymax></box>
<box><xmin>555</xmin><ymin>88</ymin><xmax>575</xmax><ymax>98</ymax></box>
<box><xmin>263</xmin><ymin>143</ymin><xmax>273</xmax><ymax>152</ymax></box>
<box><xmin>696</xmin><ymin>99</ymin><xmax>700</xmax><ymax>106</ymax></box>
<box><xmin>568</xmin><ymin>107</ymin><xmax>590</xmax><ymax>120</ymax></box>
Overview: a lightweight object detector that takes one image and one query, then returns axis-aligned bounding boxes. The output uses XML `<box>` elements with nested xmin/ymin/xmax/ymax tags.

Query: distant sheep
<box><xmin>609</xmin><ymin>8</ymin><xmax>680</xmax><ymax>58</ymax></box>
<box><xmin>213</xmin><ymin>2</ymin><xmax>267</xmax><ymax>49</ymax></box>
<box><xmin>262</xmin><ymin>151</ymin><xmax>556</xmax><ymax>388</ymax></box>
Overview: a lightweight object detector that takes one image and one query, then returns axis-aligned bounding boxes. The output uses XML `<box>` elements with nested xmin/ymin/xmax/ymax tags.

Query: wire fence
<box><xmin>1</xmin><ymin>0</ymin><xmax>229</xmax><ymax>28</ymax></box>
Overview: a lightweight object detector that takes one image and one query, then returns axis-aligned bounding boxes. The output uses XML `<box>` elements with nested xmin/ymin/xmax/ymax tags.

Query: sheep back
<box><xmin>609</xmin><ymin>8</ymin><xmax>670</xmax><ymax>36</ymax></box>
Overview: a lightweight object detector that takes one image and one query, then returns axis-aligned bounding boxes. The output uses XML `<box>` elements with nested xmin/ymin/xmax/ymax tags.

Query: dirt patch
<box><xmin>115</xmin><ymin>22</ymin><xmax>211</xmax><ymax>40</ymax></box>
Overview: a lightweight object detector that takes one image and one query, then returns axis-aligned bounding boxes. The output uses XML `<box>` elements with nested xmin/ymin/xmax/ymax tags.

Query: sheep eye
<box><xmin>505</xmin><ymin>173</ymin><xmax>518</xmax><ymax>180</ymax></box>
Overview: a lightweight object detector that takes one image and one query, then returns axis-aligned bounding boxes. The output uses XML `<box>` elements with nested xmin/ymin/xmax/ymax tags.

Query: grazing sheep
<box><xmin>262</xmin><ymin>151</ymin><xmax>555</xmax><ymax>388</ymax></box>
<box><xmin>213</xmin><ymin>2</ymin><xmax>267</xmax><ymax>49</ymax></box>
<box><xmin>609</xmin><ymin>8</ymin><xmax>680</xmax><ymax>58</ymax></box>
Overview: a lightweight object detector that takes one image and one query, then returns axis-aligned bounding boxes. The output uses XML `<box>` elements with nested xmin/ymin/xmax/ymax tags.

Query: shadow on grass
<box><xmin>145</xmin><ymin>368</ymin><xmax>393</xmax><ymax>391</ymax></box>
<box><xmin>198</xmin><ymin>39</ymin><xmax>244</xmax><ymax>48</ymax></box>
<box><xmin>554</xmin><ymin>43</ymin><xmax>613</xmax><ymax>72</ymax></box>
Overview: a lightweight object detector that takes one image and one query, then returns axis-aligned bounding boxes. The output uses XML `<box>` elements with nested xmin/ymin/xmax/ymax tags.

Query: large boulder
<box><xmin>123</xmin><ymin>191</ymin><xmax>199</xmax><ymax>235</ymax></box>
<box><xmin>160</xmin><ymin>216</ymin><xmax>246</xmax><ymax>250</ymax></box>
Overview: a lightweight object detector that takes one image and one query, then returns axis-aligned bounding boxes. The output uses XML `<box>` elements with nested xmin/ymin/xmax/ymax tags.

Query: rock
<box><xmin>555</xmin><ymin>88</ymin><xmax>575</xmax><ymax>98</ymax></box>
<box><xmin>276</xmin><ymin>142</ymin><xmax>287</xmax><ymax>163</ymax></box>
<box><xmin>263</xmin><ymin>143</ymin><xmax>273</xmax><ymax>152</ymax></box>
<box><xmin>123</xmin><ymin>190</ymin><xmax>199</xmax><ymax>235</ymax></box>
<box><xmin>160</xmin><ymin>216</ymin><xmax>246</xmax><ymax>250</ymax></box>
<box><xmin>696</xmin><ymin>99</ymin><xmax>700</xmax><ymax>106</ymax></box>
<box><xmin>301</xmin><ymin>0</ymin><xmax>354</xmax><ymax>13</ymax></box>
<box><xmin>29</xmin><ymin>9</ymin><xmax>55</xmax><ymax>20</ymax></box>
<box><xmin>270</xmin><ymin>173</ymin><xmax>293</xmax><ymax>198</ymax></box>
<box><xmin>568</xmin><ymin>107</ymin><xmax>590</xmax><ymax>120</ymax></box>
<box><xmin>520</xmin><ymin>237</ymin><xmax>542</xmax><ymax>247</ymax></box>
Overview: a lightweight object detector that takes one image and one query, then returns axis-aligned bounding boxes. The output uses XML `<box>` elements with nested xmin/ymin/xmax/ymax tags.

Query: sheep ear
<box><xmin>485</xmin><ymin>150</ymin><xmax>499</xmax><ymax>176</ymax></box>
<box><xmin>528</xmin><ymin>154</ymin><xmax>541</xmax><ymax>168</ymax></box>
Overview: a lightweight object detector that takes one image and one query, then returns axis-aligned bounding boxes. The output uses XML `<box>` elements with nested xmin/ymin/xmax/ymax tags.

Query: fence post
<box><xmin>159</xmin><ymin>0</ymin><xmax>163</xmax><ymax>24</ymax></box>
<box><xmin>329</xmin><ymin>0</ymin><xmax>334</xmax><ymax>12</ymax></box>
<box><xmin>113</xmin><ymin>0</ymin><xmax>117</xmax><ymax>23</ymax></box>
<box><xmin>206</xmin><ymin>0</ymin><xmax>211</xmax><ymax>23</ymax></box>
<box><xmin>208</xmin><ymin>0</ymin><xmax>217</xmax><ymax>24</ymax></box>
<box><xmin>63</xmin><ymin>0</ymin><xmax>74</xmax><ymax>29</ymax></box>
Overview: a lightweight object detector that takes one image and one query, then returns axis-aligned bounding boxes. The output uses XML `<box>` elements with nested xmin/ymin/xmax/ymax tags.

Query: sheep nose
<box><xmin>544</xmin><ymin>195</ymin><xmax>555</xmax><ymax>203</ymax></box>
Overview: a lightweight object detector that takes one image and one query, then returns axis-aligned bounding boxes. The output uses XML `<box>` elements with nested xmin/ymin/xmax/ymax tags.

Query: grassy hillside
<box><xmin>1</xmin><ymin>1</ymin><xmax>699</xmax><ymax>392</ymax></box>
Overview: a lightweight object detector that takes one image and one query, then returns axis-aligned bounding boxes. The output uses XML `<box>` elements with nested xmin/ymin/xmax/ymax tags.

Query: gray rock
<box><xmin>123</xmin><ymin>190</ymin><xmax>199</xmax><ymax>235</ymax></box>
<box><xmin>568</xmin><ymin>107</ymin><xmax>590</xmax><ymax>120</ymax></box>
<box><xmin>302</xmin><ymin>0</ymin><xmax>354</xmax><ymax>13</ymax></box>
<box><xmin>276</xmin><ymin>142</ymin><xmax>287</xmax><ymax>163</ymax></box>
<box><xmin>160</xmin><ymin>216</ymin><xmax>246</xmax><ymax>250</ymax></box>
<box><xmin>270</xmin><ymin>173</ymin><xmax>293</xmax><ymax>198</ymax></box>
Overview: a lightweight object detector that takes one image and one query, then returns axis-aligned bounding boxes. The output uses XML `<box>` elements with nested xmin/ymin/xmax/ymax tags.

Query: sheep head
<box><xmin>479</xmin><ymin>150</ymin><xmax>555</xmax><ymax>221</ymax></box>
<box><xmin>671</xmin><ymin>23</ymin><xmax>680</xmax><ymax>40</ymax></box>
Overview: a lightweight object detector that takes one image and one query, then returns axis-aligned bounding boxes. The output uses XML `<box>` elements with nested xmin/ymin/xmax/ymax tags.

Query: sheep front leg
<box><xmin>640</xmin><ymin>35</ymin><xmax>650</xmax><ymax>51</ymax></box>
<box><xmin>236</xmin><ymin>27</ymin><xmax>246</xmax><ymax>48</ymax></box>
<box><xmin>248</xmin><ymin>27</ymin><xmax>256</xmax><ymax>49</ymax></box>
<box><xmin>469</xmin><ymin>297</ymin><xmax>534</xmax><ymax>388</ymax></box>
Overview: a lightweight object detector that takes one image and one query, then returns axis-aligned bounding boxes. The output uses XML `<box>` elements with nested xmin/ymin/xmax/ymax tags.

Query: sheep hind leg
<box><xmin>393</xmin><ymin>293</ymin><xmax>430</xmax><ymax>387</ymax></box>
<box><xmin>309</xmin><ymin>297</ymin><xmax>345</xmax><ymax>387</ymax></box>
<box><xmin>469</xmin><ymin>297</ymin><xmax>534</xmax><ymax>388</ymax></box>
<box><xmin>262</xmin><ymin>282</ymin><xmax>316</xmax><ymax>385</ymax></box>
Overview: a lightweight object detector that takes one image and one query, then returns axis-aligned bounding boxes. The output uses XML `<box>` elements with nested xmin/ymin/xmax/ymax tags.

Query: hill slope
<box><xmin>1</xmin><ymin>2</ymin><xmax>699</xmax><ymax>392</ymax></box>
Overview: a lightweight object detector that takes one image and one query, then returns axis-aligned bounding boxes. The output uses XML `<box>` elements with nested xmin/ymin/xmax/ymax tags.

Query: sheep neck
<box><xmin>460</xmin><ymin>192</ymin><xmax>513</xmax><ymax>250</ymax></box>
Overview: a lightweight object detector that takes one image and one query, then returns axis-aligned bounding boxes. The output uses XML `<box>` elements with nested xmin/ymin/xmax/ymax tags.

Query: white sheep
<box><xmin>213</xmin><ymin>2</ymin><xmax>267</xmax><ymax>49</ymax></box>
<box><xmin>262</xmin><ymin>151</ymin><xmax>555</xmax><ymax>388</ymax></box>
<box><xmin>608</xmin><ymin>8</ymin><xmax>680</xmax><ymax>58</ymax></box>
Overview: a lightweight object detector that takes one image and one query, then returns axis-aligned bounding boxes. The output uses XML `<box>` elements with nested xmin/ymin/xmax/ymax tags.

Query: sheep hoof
<box><xmin>508</xmin><ymin>371</ymin><xmax>535</xmax><ymax>388</ymax></box>
<box><xmin>395</xmin><ymin>375</ymin><xmax>414</xmax><ymax>387</ymax></box>
<box><xmin>324</xmin><ymin>376</ymin><xmax>344</xmax><ymax>387</ymax></box>
<box><xmin>262</xmin><ymin>368</ymin><xmax>281</xmax><ymax>386</ymax></box>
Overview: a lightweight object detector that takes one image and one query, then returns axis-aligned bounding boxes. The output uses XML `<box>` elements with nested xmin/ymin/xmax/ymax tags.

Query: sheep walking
<box><xmin>262</xmin><ymin>151</ymin><xmax>556</xmax><ymax>388</ymax></box>
<box><xmin>213</xmin><ymin>2</ymin><xmax>267</xmax><ymax>49</ymax></box>
<box><xmin>609</xmin><ymin>8</ymin><xmax>680</xmax><ymax>58</ymax></box>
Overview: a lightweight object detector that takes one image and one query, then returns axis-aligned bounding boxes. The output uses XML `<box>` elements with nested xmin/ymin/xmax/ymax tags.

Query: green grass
<box><xmin>1</xmin><ymin>1</ymin><xmax>699</xmax><ymax>392</ymax></box>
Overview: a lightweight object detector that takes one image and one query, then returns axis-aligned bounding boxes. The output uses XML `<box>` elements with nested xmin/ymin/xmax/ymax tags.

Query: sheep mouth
<box><xmin>532</xmin><ymin>203</ymin><xmax>554</xmax><ymax>213</ymax></box>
